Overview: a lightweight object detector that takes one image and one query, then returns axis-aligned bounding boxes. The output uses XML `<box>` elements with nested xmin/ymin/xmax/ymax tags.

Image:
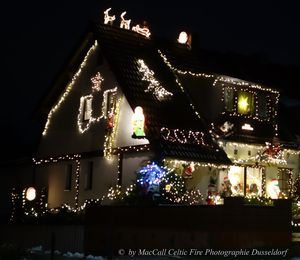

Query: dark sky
<box><xmin>1</xmin><ymin>0</ymin><xmax>300</xmax><ymax>157</ymax></box>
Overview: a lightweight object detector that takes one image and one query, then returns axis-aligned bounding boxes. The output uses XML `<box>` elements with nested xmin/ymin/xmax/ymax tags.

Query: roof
<box><xmin>37</xmin><ymin>22</ymin><xmax>299</xmax><ymax>163</ymax></box>
<box><xmin>94</xmin><ymin>24</ymin><xmax>231</xmax><ymax>164</ymax></box>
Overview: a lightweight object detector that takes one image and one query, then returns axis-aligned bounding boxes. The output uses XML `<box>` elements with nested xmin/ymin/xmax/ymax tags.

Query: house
<box><xmin>18</xmin><ymin>9</ymin><xmax>300</xmax><ymax>212</ymax></box>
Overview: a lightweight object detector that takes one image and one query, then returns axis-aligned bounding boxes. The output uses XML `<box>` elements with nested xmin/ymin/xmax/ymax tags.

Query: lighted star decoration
<box><xmin>238</xmin><ymin>95</ymin><xmax>249</xmax><ymax>113</ymax></box>
<box><xmin>91</xmin><ymin>72</ymin><xmax>104</xmax><ymax>92</ymax></box>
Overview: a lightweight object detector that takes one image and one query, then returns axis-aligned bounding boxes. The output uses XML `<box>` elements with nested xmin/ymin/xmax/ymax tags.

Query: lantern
<box><xmin>25</xmin><ymin>187</ymin><xmax>36</xmax><ymax>201</ymax></box>
<box><xmin>177</xmin><ymin>31</ymin><xmax>188</xmax><ymax>44</ymax></box>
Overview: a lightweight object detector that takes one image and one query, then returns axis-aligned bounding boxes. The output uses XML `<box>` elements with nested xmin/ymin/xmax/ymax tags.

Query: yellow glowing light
<box><xmin>25</xmin><ymin>187</ymin><xmax>36</xmax><ymax>201</ymax></box>
<box><xmin>177</xmin><ymin>31</ymin><xmax>188</xmax><ymax>44</ymax></box>
<box><xmin>238</xmin><ymin>96</ymin><xmax>249</xmax><ymax>113</ymax></box>
<box><xmin>165</xmin><ymin>184</ymin><xmax>172</xmax><ymax>192</ymax></box>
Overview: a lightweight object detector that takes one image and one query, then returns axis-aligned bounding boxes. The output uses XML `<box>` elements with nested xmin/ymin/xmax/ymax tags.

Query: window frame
<box><xmin>65</xmin><ymin>164</ymin><xmax>73</xmax><ymax>191</ymax></box>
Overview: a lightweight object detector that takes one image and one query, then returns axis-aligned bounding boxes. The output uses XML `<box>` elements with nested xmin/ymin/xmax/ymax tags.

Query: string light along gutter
<box><xmin>158</xmin><ymin>50</ymin><xmax>214</xmax><ymax>78</ymax></box>
<box><xmin>158</xmin><ymin>49</ymin><xmax>280</xmax><ymax>94</ymax></box>
<box><xmin>42</xmin><ymin>41</ymin><xmax>98</xmax><ymax>136</ymax></box>
<box><xmin>164</xmin><ymin>159</ymin><xmax>230</xmax><ymax>170</ymax></box>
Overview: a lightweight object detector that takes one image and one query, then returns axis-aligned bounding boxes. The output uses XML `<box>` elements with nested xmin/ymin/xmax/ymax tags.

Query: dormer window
<box><xmin>223</xmin><ymin>87</ymin><xmax>271</xmax><ymax>119</ymax></box>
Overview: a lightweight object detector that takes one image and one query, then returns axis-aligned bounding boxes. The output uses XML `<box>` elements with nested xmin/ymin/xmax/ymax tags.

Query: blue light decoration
<box><xmin>137</xmin><ymin>162</ymin><xmax>167</xmax><ymax>192</ymax></box>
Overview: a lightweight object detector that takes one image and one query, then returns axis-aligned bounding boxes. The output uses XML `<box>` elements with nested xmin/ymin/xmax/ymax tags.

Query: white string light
<box><xmin>160</xmin><ymin>127</ymin><xmax>208</xmax><ymax>146</ymax></box>
<box><xmin>103</xmin><ymin>8</ymin><xmax>115</xmax><ymax>25</ymax></box>
<box><xmin>77</xmin><ymin>87</ymin><xmax>117</xmax><ymax>133</ymax></box>
<box><xmin>42</xmin><ymin>41</ymin><xmax>98</xmax><ymax>136</ymax></box>
<box><xmin>104</xmin><ymin>98</ymin><xmax>122</xmax><ymax>159</ymax></box>
<box><xmin>120</xmin><ymin>11</ymin><xmax>131</xmax><ymax>30</ymax></box>
<box><xmin>137</xmin><ymin>59</ymin><xmax>173</xmax><ymax>101</ymax></box>
<box><xmin>132</xmin><ymin>24</ymin><xmax>151</xmax><ymax>38</ymax></box>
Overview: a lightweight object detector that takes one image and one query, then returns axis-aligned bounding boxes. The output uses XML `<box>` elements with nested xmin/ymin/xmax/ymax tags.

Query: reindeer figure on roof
<box><xmin>120</xmin><ymin>11</ymin><xmax>131</xmax><ymax>30</ymax></box>
<box><xmin>104</xmin><ymin>8</ymin><xmax>116</xmax><ymax>25</ymax></box>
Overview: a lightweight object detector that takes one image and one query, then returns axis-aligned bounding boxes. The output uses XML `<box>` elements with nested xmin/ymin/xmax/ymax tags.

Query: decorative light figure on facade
<box><xmin>132</xmin><ymin>24</ymin><xmax>151</xmax><ymax>38</ymax></box>
<box><xmin>103</xmin><ymin>8</ymin><xmax>115</xmax><ymax>25</ymax></box>
<box><xmin>238</xmin><ymin>94</ymin><xmax>249</xmax><ymax>114</ymax></box>
<box><xmin>91</xmin><ymin>72</ymin><xmax>104</xmax><ymax>92</ymax></box>
<box><xmin>160</xmin><ymin>127</ymin><xmax>207</xmax><ymax>146</ymax></box>
<box><xmin>137</xmin><ymin>59</ymin><xmax>173</xmax><ymax>101</ymax></box>
<box><xmin>132</xmin><ymin>106</ymin><xmax>145</xmax><ymax>138</ymax></box>
<box><xmin>77</xmin><ymin>87</ymin><xmax>117</xmax><ymax>133</ymax></box>
<box><xmin>120</xmin><ymin>11</ymin><xmax>131</xmax><ymax>29</ymax></box>
<box><xmin>241</xmin><ymin>123</ymin><xmax>254</xmax><ymax>131</ymax></box>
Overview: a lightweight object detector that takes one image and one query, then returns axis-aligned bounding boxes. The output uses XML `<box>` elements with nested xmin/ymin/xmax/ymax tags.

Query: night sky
<box><xmin>1</xmin><ymin>0</ymin><xmax>300</xmax><ymax>159</ymax></box>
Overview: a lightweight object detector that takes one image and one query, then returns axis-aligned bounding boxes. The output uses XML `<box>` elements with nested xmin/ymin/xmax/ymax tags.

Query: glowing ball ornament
<box><xmin>177</xmin><ymin>31</ymin><xmax>188</xmax><ymax>44</ymax></box>
<box><xmin>25</xmin><ymin>187</ymin><xmax>36</xmax><ymax>201</ymax></box>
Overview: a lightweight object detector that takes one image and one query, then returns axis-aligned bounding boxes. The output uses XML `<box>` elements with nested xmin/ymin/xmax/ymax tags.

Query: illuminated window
<box><xmin>85</xmin><ymin>161</ymin><xmax>93</xmax><ymax>190</ymax></box>
<box><xmin>83</xmin><ymin>97</ymin><xmax>92</xmax><ymax>121</ymax></box>
<box><xmin>224</xmin><ymin>88</ymin><xmax>234</xmax><ymax>112</ymax></box>
<box><xmin>246</xmin><ymin>167</ymin><xmax>262</xmax><ymax>196</ymax></box>
<box><xmin>278</xmin><ymin>169</ymin><xmax>289</xmax><ymax>194</ymax></box>
<box><xmin>237</xmin><ymin>91</ymin><xmax>254</xmax><ymax>115</ymax></box>
<box><xmin>219</xmin><ymin>166</ymin><xmax>262</xmax><ymax>197</ymax></box>
<box><xmin>65</xmin><ymin>164</ymin><xmax>72</xmax><ymax>191</ymax></box>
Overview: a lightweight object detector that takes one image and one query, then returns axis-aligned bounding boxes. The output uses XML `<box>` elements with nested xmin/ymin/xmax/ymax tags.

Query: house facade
<box><xmin>19</xmin><ymin>10</ymin><xmax>299</xmax><ymax>211</ymax></box>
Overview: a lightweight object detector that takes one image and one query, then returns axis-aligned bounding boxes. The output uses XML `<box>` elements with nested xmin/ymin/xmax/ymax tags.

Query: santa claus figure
<box><xmin>183</xmin><ymin>162</ymin><xmax>195</xmax><ymax>178</ymax></box>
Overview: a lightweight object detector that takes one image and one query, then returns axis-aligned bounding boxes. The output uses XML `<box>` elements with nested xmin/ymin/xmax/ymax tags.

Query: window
<box><xmin>246</xmin><ymin>167</ymin><xmax>262</xmax><ymax>196</ymax></box>
<box><xmin>83</xmin><ymin>96</ymin><xmax>92</xmax><ymax>121</ymax></box>
<box><xmin>278</xmin><ymin>169</ymin><xmax>289</xmax><ymax>194</ymax></box>
<box><xmin>85</xmin><ymin>161</ymin><xmax>93</xmax><ymax>190</ymax></box>
<box><xmin>257</xmin><ymin>93</ymin><xmax>268</xmax><ymax>119</ymax></box>
<box><xmin>219</xmin><ymin>166</ymin><xmax>262</xmax><ymax>197</ymax></box>
<box><xmin>224</xmin><ymin>88</ymin><xmax>234</xmax><ymax>112</ymax></box>
<box><xmin>237</xmin><ymin>91</ymin><xmax>254</xmax><ymax>115</ymax></box>
<box><xmin>65</xmin><ymin>164</ymin><xmax>73</xmax><ymax>191</ymax></box>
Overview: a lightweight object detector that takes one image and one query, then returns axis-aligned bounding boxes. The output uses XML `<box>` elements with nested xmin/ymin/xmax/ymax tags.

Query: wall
<box><xmin>185</xmin><ymin>167</ymin><xmax>214</xmax><ymax>197</ymax></box>
<box><xmin>38</xmin><ymin>45</ymin><xmax>122</xmax><ymax>157</ymax></box>
<box><xmin>78</xmin><ymin>156</ymin><xmax>118</xmax><ymax>206</ymax></box>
